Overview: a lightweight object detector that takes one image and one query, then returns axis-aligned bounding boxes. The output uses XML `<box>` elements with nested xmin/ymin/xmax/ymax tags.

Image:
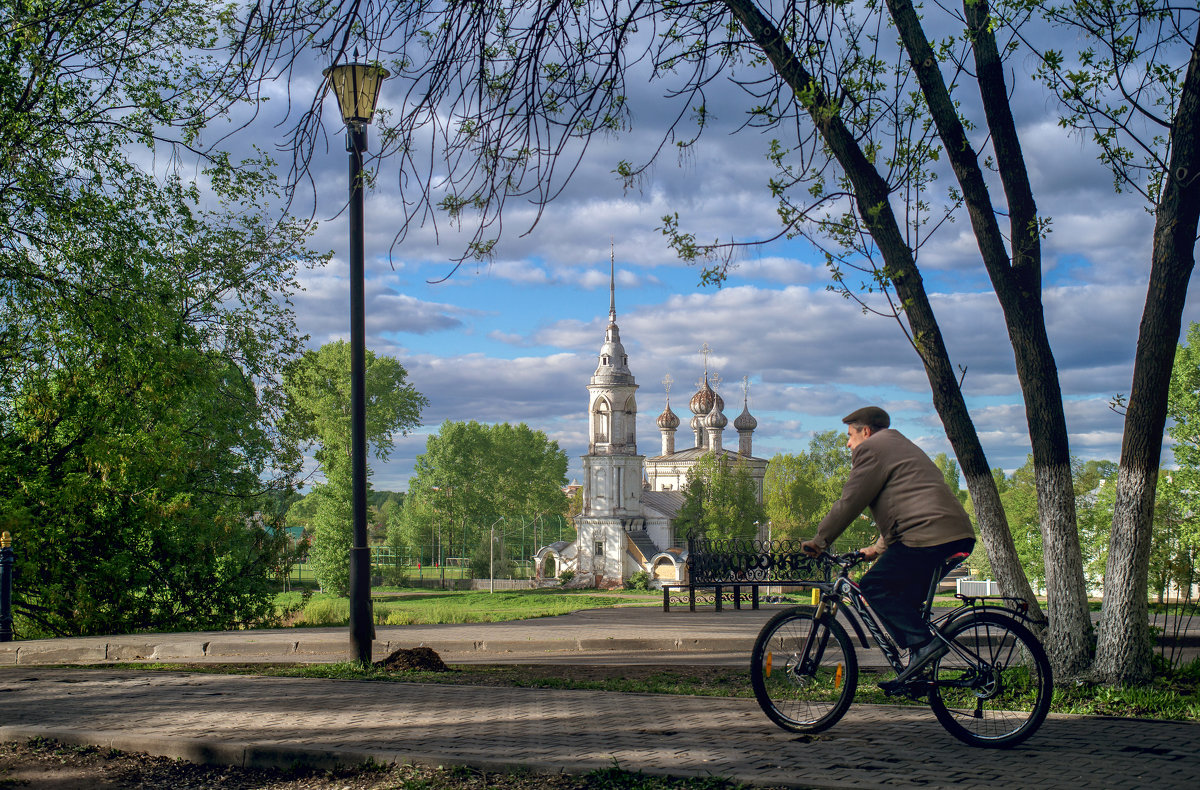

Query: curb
<box><xmin>0</xmin><ymin>636</ymin><xmax>759</xmax><ymax>665</ymax></box>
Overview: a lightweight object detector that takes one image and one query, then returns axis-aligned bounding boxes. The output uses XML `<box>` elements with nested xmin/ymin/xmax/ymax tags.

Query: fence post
<box><xmin>1</xmin><ymin>531</ymin><xmax>13</xmax><ymax>642</ymax></box>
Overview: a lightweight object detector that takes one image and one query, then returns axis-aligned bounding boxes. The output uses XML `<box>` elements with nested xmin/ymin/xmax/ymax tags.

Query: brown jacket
<box><xmin>813</xmin><ymin>429</ymin><xmax>974</xmax><ymax>553</ymax></box>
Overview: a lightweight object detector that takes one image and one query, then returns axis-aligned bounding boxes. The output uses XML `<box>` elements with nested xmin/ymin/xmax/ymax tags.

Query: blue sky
<box><xmin>256</xmin><ymin>19</ymin><xmax>1199</xmax><ymax>493</ymax></box>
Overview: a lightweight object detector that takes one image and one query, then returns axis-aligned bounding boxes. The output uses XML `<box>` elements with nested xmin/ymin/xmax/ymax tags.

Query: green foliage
<box><xmin>558</xmin><ymin>569</ymin><xmax>576</xmax><ymax>585</ymax></box>
<box><xmin>625</xmin><ymin>570</ymin><xmax>652</xmax><ymax>591</ymax></box>
<box><xmin>469</xmin><ymin>533</ymin><xmax>516</xmax><ymax>579</ymax></box>
<box><xmin>998</xmin><ymin>456</ymin><xmax>1045</xmax><ymax>590</ymax></box>
<box><xmin>1158</xmin><ymin>322</ymin><xmax>1200</xmax><ymax>600</ymax></box>
<box><xmin>761</xmin><ymin>430</ymin><xmax>875</xmax><ymax>552</ymax></box>
<box><xmin>763</xmin><ymin>430</ymin><xmax>853</xmax><ymax>542</ymax></box>
<box><xmin>392</xmin><ymin>421</ymin><xmax>569</xmax><ymax>567</ymax></box>
<box><xmin>673</xmin><ymin>453</ymin><xmax>765</xmax><ymax>541</ymax></box>
<box><xmin>283</xmin><ymin>342</ymin><xmax>427</xmax><ymax>594</ymax></box>
<box><xmin>0</xmin><ymin>0</ymin><xmax>322</xmax><ymax>638</ymax></box>
<box><xmin>307</xmin><ymin>477</ymin><xmax>354</xmax><ymax>595</ymax></box>
<box><xmin>0</xmin><ymin>175</ymin><xmax>316</xmax><ymax>636</ymax></box>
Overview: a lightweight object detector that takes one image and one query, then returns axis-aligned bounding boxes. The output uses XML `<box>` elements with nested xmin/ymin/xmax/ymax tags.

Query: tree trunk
<box><xmin>888</xmin><ymin>0</ymin><xmax>1092</xmax><ymax>676</ymax></box>
<box><xmin>721</xmin><ymin>0</ymin><xmax>1043</xmax><ymax>622</ymax></box>
<box><xmin>1095</xmin><ymin>30</ymin><xmax>1200</xmax><ymax>684</ymax></box>
<box><xmin>966</xmin><ymin>468</ymin><xmax>1044</xmax><ymax>625</ymax></box>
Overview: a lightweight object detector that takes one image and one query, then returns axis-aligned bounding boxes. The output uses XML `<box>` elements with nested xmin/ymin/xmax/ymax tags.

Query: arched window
<box><xmin>595</xmin><ymin>398</ymin><xmax>610</xmax><ymax>443</ymax></box>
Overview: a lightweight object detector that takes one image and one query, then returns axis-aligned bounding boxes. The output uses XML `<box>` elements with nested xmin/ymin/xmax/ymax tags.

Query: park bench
<box><xmin>662</xmin><ymin>536</ymin><xmax>831</xmax><ymax>612</ymax></box>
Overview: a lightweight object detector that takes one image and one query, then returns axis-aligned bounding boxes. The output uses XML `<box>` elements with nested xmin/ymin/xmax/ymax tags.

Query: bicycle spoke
<box><xmin>751</xmin><ymin>608</ymin><xmax>858</xmax><ymax>733</ymax></box>
<box><xmin>929</xmin><ymin>611</ymin><xmax>1052</xmax><ymax>748</ymax></box>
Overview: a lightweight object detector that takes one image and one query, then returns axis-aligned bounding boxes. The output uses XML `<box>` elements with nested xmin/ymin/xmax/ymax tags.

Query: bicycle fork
<box><xmin>777</xmin><ymin>594</ymin><xmax>841</xmax><ymax>684</ymax></box>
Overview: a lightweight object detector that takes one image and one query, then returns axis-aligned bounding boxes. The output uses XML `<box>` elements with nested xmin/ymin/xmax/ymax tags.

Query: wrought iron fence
<box><xmin>686</xmin><ymin>536</ymin><xmax>831</xmax><ymax>585</ymax></box>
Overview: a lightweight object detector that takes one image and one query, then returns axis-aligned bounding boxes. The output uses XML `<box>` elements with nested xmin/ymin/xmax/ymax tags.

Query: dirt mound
<box><xmin>373</xmin><ymin>646</ymin><xmax>449</xmax><ymax>672</ymax></box>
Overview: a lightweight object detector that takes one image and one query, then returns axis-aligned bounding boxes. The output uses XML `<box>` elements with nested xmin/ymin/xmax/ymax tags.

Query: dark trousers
<box><xmin>858</xmin><ymin>537</ymin><xmax>976</xmax><ymax>649</ymax></box>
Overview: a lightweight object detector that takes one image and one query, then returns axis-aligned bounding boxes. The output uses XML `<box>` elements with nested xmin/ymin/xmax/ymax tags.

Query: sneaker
<box><xmin>879</xmin><ymin>638</ymin><xmax>948</xmax><ymax>691</ymax></box>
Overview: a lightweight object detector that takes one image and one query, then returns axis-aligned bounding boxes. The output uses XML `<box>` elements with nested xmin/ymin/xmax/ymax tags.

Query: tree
<box><xmin>237</xmin><ymin>0</ymin><xmax>1200</xmax><ymax>682</ymax></box>
<box><xmin>764</xmin><ymin>430</ymin><xmax>854</xmax><ymax>541</ymax></box>
<box><xmin>0</xmin><ymin>175</ymin><xmax>317</xmax><ymax>636</ymax></box>
<box><xmin>284</xmin><ymin>342</ymin><xmax>427</xmax><ymax>594</ymax></box>
<box><xmin>236</xmin><ymin>0</ymin><xmax>1045</xmax><ymax>653</ymax></box>
<box><xmin>1157</xmin><ymin>322</ymin><xmax>1200</xmax><ymax>603</ymax></box>
<box><xmin>469</xmin><ymin>533</ymin><xmax>516</xmax><ymax>580</ymax></box>
<box><xmin>674</xmin><ymin>453</ymin><xmax>766</xmax><ymax>542</ymax></box>
<box><xmin>394</xmin><ymin>421</ymin><xmax>569</xmax><ymax>568</ymax></box>
<box><xmin>1023</xmin><ymin>1</ymin><xmax>1200</xmax><ymax>682</ymax></box>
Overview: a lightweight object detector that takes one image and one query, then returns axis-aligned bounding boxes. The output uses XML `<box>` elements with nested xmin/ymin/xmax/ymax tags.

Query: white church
<box><xmin>535</xmin><ymin>269</ymin><xmax>767</xmax><ymax>587</ymax></box>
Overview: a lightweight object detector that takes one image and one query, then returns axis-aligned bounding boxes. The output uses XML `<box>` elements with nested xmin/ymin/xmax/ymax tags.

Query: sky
<box><xmin>249</xmin><ymin>13</ymin><xmax>1199</xmax><ymax>493</ymax></box>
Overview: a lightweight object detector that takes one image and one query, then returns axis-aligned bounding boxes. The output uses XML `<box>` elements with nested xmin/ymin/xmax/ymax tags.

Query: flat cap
<box><xmin>842</xmin><ymin>406</ymin><xmax>891</xmax><ymax>430</ymax></box>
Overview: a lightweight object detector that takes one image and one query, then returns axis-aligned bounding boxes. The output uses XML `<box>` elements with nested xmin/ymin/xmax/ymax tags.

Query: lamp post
<box><xmin>323</xmin><ymin>60</ymin><xmax>389</xmax><ymax>666</ymax></box>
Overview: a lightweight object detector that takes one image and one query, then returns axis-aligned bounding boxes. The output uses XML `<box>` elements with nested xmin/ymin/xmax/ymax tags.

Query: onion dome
<box><xmin>689</xmin><ymin>378</ymin><xmax>725</xmax><ymax>415</ymax></box>
<box><xmin>703</xmin><ymin>400</ymin><xmax>728</xmax><ymax>429</ymax></box>
<box><xmin>657</xmin><ymin>403</ymin><xmax>680</xmax><ymax>429</ymax></box>
<box><xmin>690</xmin><ymin>414</ymin><xmax>704</xmax><ymax>433</ymax></box>
<box><xmin>734</xmin><ymin>403</ymin><xmax>757</xmax><ymax>431</ymax></box>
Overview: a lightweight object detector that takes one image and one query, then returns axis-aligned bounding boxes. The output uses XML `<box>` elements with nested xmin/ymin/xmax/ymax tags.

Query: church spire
<box><xmin>592</xmin><ymin>247</ymin><xmax>633</xmax><ymax>384</ymax></box>
<box><xmin>608</xmin><ymin>239</ymin><xmax>616</xmax><ymax>324</ymax></box>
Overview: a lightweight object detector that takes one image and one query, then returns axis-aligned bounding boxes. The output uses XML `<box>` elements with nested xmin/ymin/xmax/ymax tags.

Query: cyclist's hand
<box><xmin>857</xmin><ymin>545</ymin><xmax>880</xmax><ymax>560</ymax></box>
<box><xmin>800</xmin><ymin>540</ymin><xmax>822</xmax><ymax>557</ymax></box>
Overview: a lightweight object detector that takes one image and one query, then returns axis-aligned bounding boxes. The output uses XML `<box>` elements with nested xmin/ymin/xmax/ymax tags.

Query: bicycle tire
<box><xmin>750</xmin><ymin>607</ymin><xmax>858</xmax><ymax>733</ymax></box>
<box><xmin>928</xmin><ymin>609</ymin><xmax>1052</xmax><ymax>748</ymax></box>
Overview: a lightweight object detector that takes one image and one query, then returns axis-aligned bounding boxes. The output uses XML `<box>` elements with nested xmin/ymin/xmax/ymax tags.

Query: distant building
<box><xmin>536</xmin><ymin>263</ymin><xmax>766</xmax><ymax>587</ymax></box>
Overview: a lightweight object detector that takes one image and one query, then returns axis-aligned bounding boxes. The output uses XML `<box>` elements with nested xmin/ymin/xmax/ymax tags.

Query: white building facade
<box><xmin>536</xmin><ymin>266</ymin><xmax>766</xmax><ymax>587</ymax></box>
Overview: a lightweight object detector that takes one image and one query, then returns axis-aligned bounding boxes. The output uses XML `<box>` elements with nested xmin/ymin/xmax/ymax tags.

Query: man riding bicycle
<box><xmin>800</xmin><ymin>406</ymin><xmax>975</xmax><ymax>690</ymax></box>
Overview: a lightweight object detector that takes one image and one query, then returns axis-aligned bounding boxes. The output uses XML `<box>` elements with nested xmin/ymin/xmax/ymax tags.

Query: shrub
<box><xmin>380</xmin><ymin>565</ymin><xmax>409</xmax><ymax>587</ymax></box>
<box><xmin>296</xmin><ymin>596</ymin><xmax>349</xmax><ymax>626</ymax></box>
<box><xmin>625</xmin><ymin>570</ymin><xmax>651</xmax><ymax>591</ymax></box>
<box><xmin>558</xmin><ymin>569</ymin><xmax>575</xmax><ymax>586</ymax></box>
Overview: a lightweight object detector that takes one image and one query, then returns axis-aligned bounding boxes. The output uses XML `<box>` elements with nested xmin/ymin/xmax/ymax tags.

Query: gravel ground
<box><xmin>0</xmin><ymin>738</ymin><xmax>763</xmax><ymax>790</ymax></box>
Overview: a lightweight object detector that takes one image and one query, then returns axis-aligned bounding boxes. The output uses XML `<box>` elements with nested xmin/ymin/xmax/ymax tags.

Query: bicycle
<box><xmin>750</xmin><ymin>550</ymin><xmax>1052</xmax><ymax>748</ymax></box>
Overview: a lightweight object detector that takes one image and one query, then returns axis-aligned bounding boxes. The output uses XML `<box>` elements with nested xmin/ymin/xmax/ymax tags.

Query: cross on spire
<box><xmin>699</xmin><ymin>342</ymin><xmax>713</xmax><ymax>376</ymax></box>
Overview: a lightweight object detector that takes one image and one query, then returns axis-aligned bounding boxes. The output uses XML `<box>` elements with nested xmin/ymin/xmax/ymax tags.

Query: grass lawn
<box><xmin>274</xmin><ymin>588</ymin><xmax>661</xmax><ymax>627</ymax></box>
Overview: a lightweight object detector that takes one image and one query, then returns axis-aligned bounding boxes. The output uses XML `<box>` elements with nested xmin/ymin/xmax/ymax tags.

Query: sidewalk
<box><xmin>2</xmin><ymin>606</ymin><xmax>1198</xmax><ymax>788</ymax></box>
<box><xmin>1</xmin><ymin>668</ymin><xmax>1196</xmax><ymax>789</ymax></box>
<box><xmin>5</xmin><ymin>605</ymin><xmax>1195</xmax><ymax>667</ymax></box>
<box><xmin>0</xmin><ymin>607</ymin><xmax>786</xmax><ymax>666</ymax></box>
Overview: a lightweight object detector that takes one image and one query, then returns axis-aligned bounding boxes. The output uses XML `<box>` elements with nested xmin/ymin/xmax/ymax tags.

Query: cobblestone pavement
<box><xmin>1</xmin><ymin>668</ymin><xmax>1197</xmax><ymax>790</ymax></box>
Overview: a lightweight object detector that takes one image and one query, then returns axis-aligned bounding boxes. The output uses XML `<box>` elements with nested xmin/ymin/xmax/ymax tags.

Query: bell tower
<box><xmin>578</xmin><ymin>251</ymin><xmax>644</xmax><ymax>586</ymax></box>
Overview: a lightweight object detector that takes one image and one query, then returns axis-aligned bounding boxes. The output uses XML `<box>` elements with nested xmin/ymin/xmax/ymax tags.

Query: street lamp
<box><xmin>323</xmin><ymin>59</ymin><xmax>389</xmax><ymax>666</ymax></box>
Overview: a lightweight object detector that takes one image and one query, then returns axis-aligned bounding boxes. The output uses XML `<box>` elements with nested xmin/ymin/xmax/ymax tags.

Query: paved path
<box><xmin>2</xmin><ymin>606</ymin><xmax>1199</xmax><ymax>788</ymax></box>
<box><xmin>0</xmin><ymin>607</ymin><xmax>789</xmax><ymax>666</ymax></box>
<box><xmin>1</xmin><ymin>668</ymin><xmax>1197</xmax><ymax>789</ymax></box>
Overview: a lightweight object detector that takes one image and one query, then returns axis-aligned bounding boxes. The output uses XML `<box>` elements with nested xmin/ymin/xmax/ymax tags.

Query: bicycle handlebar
<box><xmin>803</xmin><ymin>548</ymin><xmax>868</xmax><ymax>570</ymax></box>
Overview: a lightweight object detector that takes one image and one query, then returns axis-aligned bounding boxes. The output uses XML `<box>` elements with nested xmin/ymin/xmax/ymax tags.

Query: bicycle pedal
<box><xmin>879</xmin><ymin>679</ymin><xmax>930</xmax><ymax>699</ymax></box>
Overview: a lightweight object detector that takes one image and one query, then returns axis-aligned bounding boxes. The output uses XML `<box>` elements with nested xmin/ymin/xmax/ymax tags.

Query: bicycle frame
<box><xmin>812</xmin><ymin>575</ymin><xmax>907</xmax><ymax>672</ymax></box>
<box><xmin>808</xmin><ymin>553</ymin><xmax>1033</xmax><ymax>675</ymax></box>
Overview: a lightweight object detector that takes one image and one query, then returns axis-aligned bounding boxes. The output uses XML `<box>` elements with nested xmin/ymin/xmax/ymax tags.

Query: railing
<box><xmin>664</xmin><ymin>536</ymin><xmax>831</xmax><ymax>612</ymax></box>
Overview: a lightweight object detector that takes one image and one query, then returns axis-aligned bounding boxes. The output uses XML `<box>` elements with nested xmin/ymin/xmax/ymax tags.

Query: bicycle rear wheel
<box><xmin>928</xmin><ymin>610</ymin><xmax>1052</xmax><ymax>748</ymax></box>
<box><xmin>750</xmin><ymin>607</ymin><xmax>858</xmax><ymax>733</ymax></box>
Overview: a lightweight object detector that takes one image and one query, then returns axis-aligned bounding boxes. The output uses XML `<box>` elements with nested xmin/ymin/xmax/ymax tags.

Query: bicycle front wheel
<box><xmin>750</xmin><ymin>607</ymin><xmax>858</xmax><ymax>733</ymax></box>
<box><xmin>928</xmin><ymin>610</ymin><xmax>1052</xmax><ymax>748</ymax></box>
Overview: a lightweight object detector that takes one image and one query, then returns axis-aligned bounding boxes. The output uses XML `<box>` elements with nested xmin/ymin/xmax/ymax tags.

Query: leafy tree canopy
<box><xmin>674</xmin><ymin>452</ymin><xmax>765</xmax><ymax>542</ymax></box>
<box><xmin>391</xmin><ymin>421</ymin><xmax>569</xmax><ymax>564</ymax></box>
<box><xmin>283</xmin><ymin>342</ymin><xmax>427</xmax><ymax>594</ymax></box>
